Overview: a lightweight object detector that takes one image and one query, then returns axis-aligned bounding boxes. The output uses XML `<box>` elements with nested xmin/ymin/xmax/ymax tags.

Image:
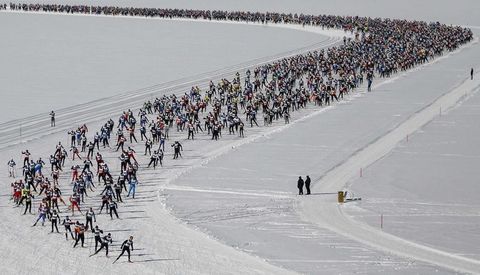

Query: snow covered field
<box><xmin>167</xmin><ymin>35</ymin><xmax>480</xmax><ymax>274</ymax></box>
<box><xmin>1</xmin><ymin>1</ymin><xmax>480</xmax><ymax>274</ymax></box>
<box><xmin>0</xmin><ymin>11</ymin><xmax>325</xmax><ymax>123</ymax></box>
<box><xmin>346</xmin><ymin>54</ymin><xmax>480</xmax><ymax>261</ymax></box>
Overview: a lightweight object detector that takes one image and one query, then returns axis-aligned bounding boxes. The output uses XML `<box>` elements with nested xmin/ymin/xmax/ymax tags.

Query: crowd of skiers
<box><xmin>8</xmin><ymin>115</ymin><xmax>146</xmax><ymax>263</ymax></box>
<box><xmin>2</xmin><ymin>2</ymin><xmax>475</xmax><ymax>265</ymax></box>
<box><xmin>2</xmin><ymin>3</ymin><xmax>473</xmax><ymax>108</ymax></box>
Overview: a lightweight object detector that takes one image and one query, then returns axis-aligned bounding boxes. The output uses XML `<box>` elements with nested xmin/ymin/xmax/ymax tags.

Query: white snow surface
<box><xmin>1</xmin><ymin>1</ymin><xmax>480</xmax><ymax>274</ymax></box>
<box><xmin>0</xmin><ymin>10</ymin><xmax>343</xmax><ymax>275</ymax></box>
<box><xmin>167</xmin><ymin>37</ymin><xmax>480</xmax><ymax>274</ymax></box>
<box><xmin>0</xmin><ymin>10</ymin><xmax>335</xmax><ymax>124</ymax></box>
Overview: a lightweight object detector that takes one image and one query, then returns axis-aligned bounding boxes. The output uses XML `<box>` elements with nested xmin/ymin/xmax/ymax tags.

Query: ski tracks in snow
<box><xmin>0</xmin><ymin>14</ymin><xmax>349</xmax><ymax>274</ymax></box>
<box><xmin>297</xmin><ymin>48</ymin><xmax>480</xmax><ymax>273</ymax></box>
<box><xmin>1</xmin><ymin>9</ymin><xmax>479</xmax><ymax>274</ymax></box>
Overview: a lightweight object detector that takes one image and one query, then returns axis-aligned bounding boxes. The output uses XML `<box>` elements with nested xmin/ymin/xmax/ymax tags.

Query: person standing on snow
<box><xmin>297</xmin><ymin>176</ymin><xmax>304</xmax><ymax>195</ymax></box>
<box><xmin>7</xmin><ymin>159</ymin><xmax>16</xmax><ymax>177</ymax></box>
<box><xmin>305</xmin><ymin>175</ymin><xmax>311</xmax><ymax>195</ymax></box>
<box><xmin>50</xmin><ymin>111</ymin><xmax>55</xmax><ymax>127</ymax></box>
<box><xmin>471</xmin><ymin>68</ymin><xmax>474</xmax><ymax>80</ymax></box>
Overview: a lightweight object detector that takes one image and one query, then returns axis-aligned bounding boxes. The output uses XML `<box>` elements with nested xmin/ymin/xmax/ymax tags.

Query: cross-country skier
<box><xmin>22</xmin><ymin>150</ymin><xmax>31</xmax><ymax>166</ymax></box>
<box><xmin>127</xmin><ymin>127</ymin><xmax>138</xmax><ymax>143</ymax></box>
<box><xmin>85</xmin><ymin>207</ymin><xmax>96</xmax><ymax>231</ymax></box>
<box><xmin>172</xmin><ymin>141</ymin><xmax>183</xmax><ymax>159</ymax></box>
<box><xmin>51</xmin><ymin>209</ymin><xmax>61</xmax><ymax>233</ymax></box>
<box><xmin>239</xmin><ymin>121</ymin><xmax>245</xmax><ymax>137</ymax></box>
<box><xmin>50</xmin><ymin>111</ymin><xmax>55</xmax><ymax>127</ymax></box>
<box><xmin>7</xmin><ymin>159</ymin><xmax>16</xmax><ymax>177</ymax></box>
<box><xmin>367</xmin><ymin>72</ymin><xmax>373</xmax><ymax>92</ymax></box>
<box><xmin>73</xmin><ymin>221</ymin><xmax>86</xmax><ymax>247</ymax></box>
<box><xmin>147</xmin><ymin>150</ymin><xmax>159</xmax><ymax>169</ymax></box>
<box><xmin>70</xmin><ymin>146</ymin><xmax>82</xmax><ymax>160</ymax></box>
<box><xmin>114</xmin><ymin>236</ymin><xmax>134</xmax><ymax>263</ymax></box>
<box><xmin>99</xmin><ymin>194</ymin><xmax>109</xmax><ymax>214</ymax></box>
<box><xmin>82</xmin><ymin>159</ymin><xmax>93</xmax><ymax>173</ymax></box>
<box><xmin>69</xmin><ymin>193</ymin><xmax>82</xmax><ymax>216</ymax></box>
<box><xmin>62</xmin><ymin>216</ymin><xmax>75</xmax><ymax>240</ymax></box>
<box><xmin>23</xmin><ymin>192</ymin><xmax>34</xmax><ymax>215</ymax></box>
<box><xmin>144</xmin><ymin>139</ymin><xmax>153</xmax><ymax>156</ymax></box>
<box><xmin>140</xmin><ymin>125</ymin><xmax>147</xmax><ymax>141</ymax></box>
<box><xmin>158</xmin><ymin>135</ymin><xmax>166</xmax><ymax>151</ymax></box>
<box><xmin>91</xmin><ymin>233</ymin><xmax>112</xmax><ymax>257</ymax></box>
<box><xmin>113</xmin><ymin>183</ymin><xmax>123</xmax><ymax>202</ymax></box>
<box><xmin>127</xmin><ymin>177</ymin><xmax>137</xmax><ymax>199</ymax></box>
<box><xmin>108</xmin><ymin>199</ymin><xmax>119</xmax><ymax>219</ymax></box>
<box><xmin>92</xmin><ymin>225</ymin><xmax>103</xmax><ymax>250</ymax></box>
<box><xmin>33</xmin><ymin>203</ymin><xmax>47</xmax><ymax>226</ymax></box>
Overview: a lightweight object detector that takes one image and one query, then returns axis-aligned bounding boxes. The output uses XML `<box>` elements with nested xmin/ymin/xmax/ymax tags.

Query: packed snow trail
<box><xmin>0</xmin><ymin>7</ymin><xmax>476</xmax><ymax>274</ymax></box>
<box><xmin>0</xmin><ymin>37</ymin><xmax>341</xmax><ymax>149</ymax></box>
<box><xmin>161</xmin><ymin>34</ymin><xmax>479</xmax><ymax>273</ymax></box>
<box><xmin>298</xmin><ymin>68</ymin><xmax>480</xmax><ymax>273</ymax></box>
<box><xmin>0</xmin><ymin>77</ymin><xmax>305</xmax><ymax>274</ymax></box>
<box><xmin>0</xmin><ymin>12</ymin><xmax>347</xmax><ymax>274</ymax></box>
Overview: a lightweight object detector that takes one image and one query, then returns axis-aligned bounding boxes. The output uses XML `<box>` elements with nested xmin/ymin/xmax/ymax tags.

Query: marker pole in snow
<box><xmin>381</xmin><ymin>214</ymin><xmax>383</xmax><ymax>229</ymax></box>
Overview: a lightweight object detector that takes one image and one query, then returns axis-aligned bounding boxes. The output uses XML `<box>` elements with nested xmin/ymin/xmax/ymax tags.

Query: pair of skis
<box><xmin>112</xmin><ymin>257</ymin><xmax>132</xmax><ymax>264</ymax></box>
<box><xmin>88</xmin><ymin>253</ymin><xmax>131</xmax><ymax>264</ymax></box>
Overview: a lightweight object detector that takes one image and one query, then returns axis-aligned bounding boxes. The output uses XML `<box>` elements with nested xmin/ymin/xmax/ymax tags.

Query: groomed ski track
<box><xmin>1</xmin><ymin>9</ymin><xmax>479</xmax><ymax>274</ymax></box>
<box><xmin>0</xmin><ymin>10</ymin><xmax>345</xmax><ymax>275</ymax></box>
<box><xmin>298</xmin><ymin>56</ymin><xmax>480</xmax><ymax>273</ymax></box>
<box><xmin>0</xmin><ymin>8</ymin><xmax>346</xmax><ymax>149</ymax></box>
